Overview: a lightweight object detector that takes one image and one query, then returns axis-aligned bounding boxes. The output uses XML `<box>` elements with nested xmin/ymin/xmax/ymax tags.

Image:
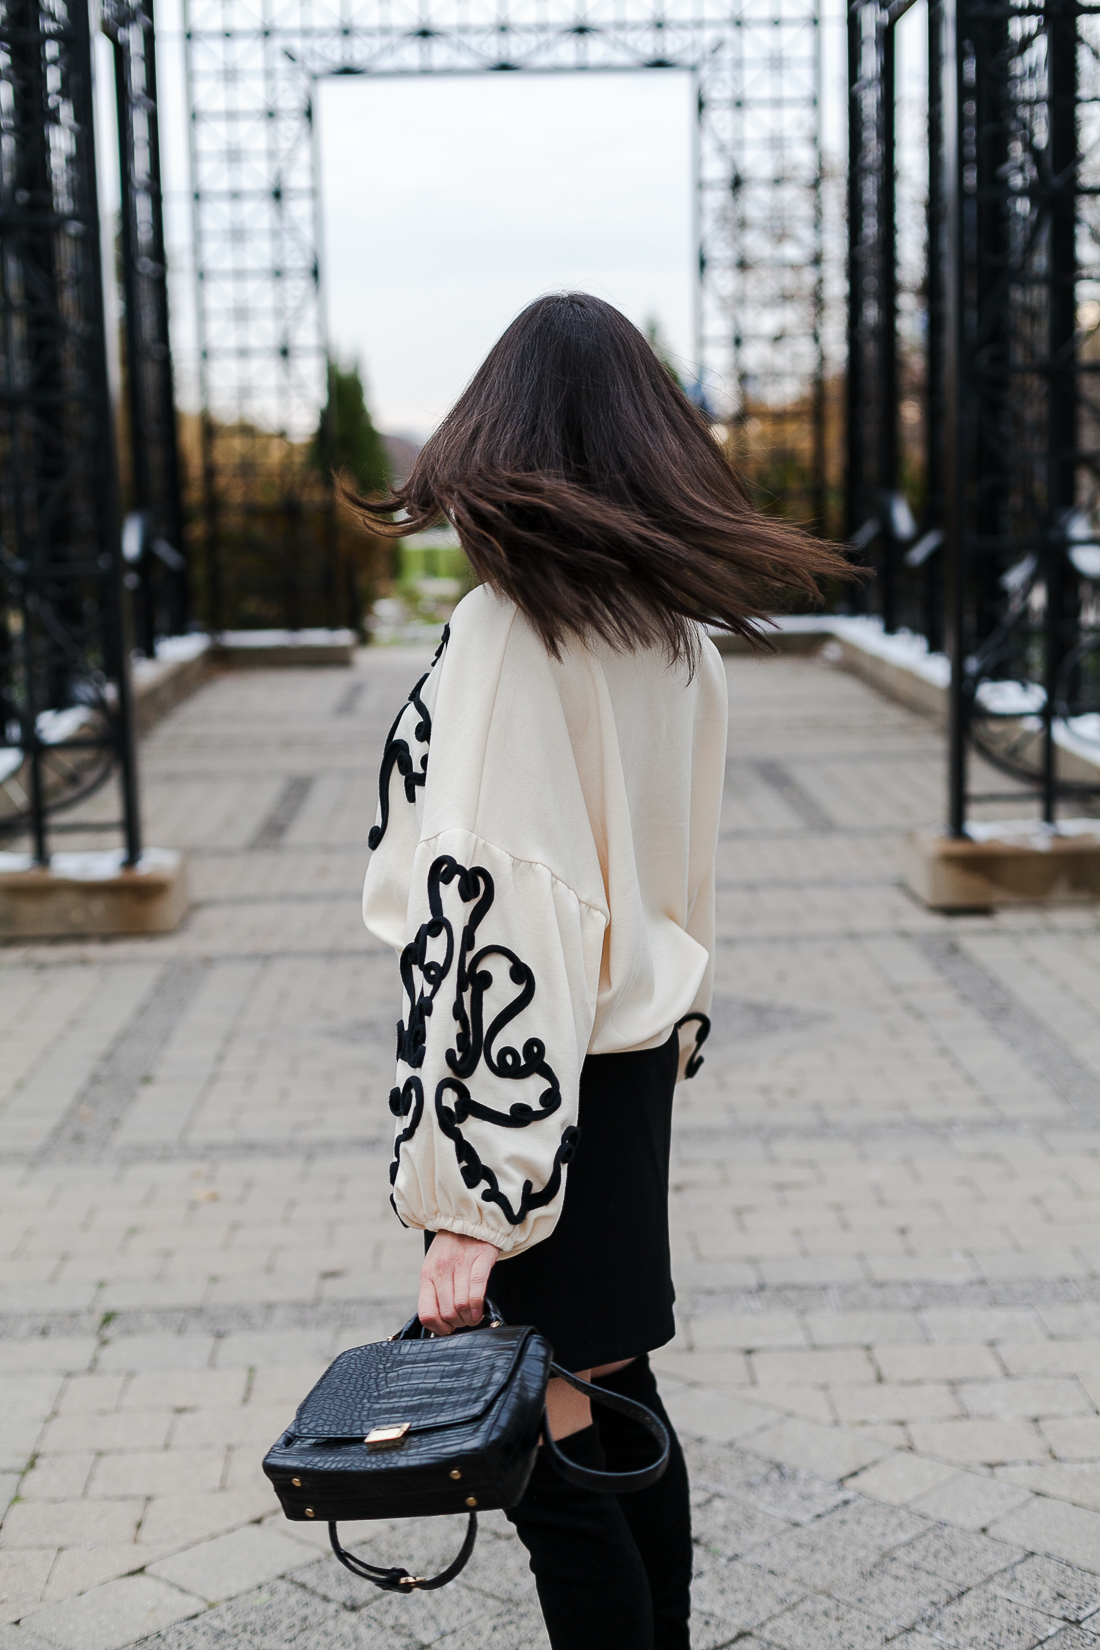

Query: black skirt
<box><xmin>482</xmin><ymin>1028</ymin><xmax>680</xmax><ymax>1371</ymax></box>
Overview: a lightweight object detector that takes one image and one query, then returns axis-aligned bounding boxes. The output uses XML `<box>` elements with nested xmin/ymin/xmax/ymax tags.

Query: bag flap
<box><xmin>292</xmin><ymin>1325</ymin><xmax>537</xmax><ymax>1440</ymax></box>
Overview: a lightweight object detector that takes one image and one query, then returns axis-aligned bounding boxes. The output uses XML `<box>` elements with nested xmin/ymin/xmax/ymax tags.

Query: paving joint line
<box><xmin>332</xmin><ymin>680</ymin><xmax>367</xmax><ymax>716</ymax></box>
<box><xmin>916</xmin><ymin>933</ymin><xmax>1100</xmax><ymax>1113</ymax></box>
<box><xmin>249</xmin><ymin>775</ymin><xmax>316</xmax><ymax>849</ymax></box>
<box><xmin>32</xmin><ymin>959</ymin><xmax>209</xmax><ymax>1161</ymax></box>
<box><xmin>750</xmin><ymin>759</ymin><xmax>839</xmax><ymax>833</ymax></box>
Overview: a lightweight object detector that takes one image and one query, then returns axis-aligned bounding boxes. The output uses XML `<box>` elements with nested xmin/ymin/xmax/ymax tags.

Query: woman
<box><xmin>352</xmin><ymin>294</ymin><xmax>852</xmax><ymax>1650</ymax></box>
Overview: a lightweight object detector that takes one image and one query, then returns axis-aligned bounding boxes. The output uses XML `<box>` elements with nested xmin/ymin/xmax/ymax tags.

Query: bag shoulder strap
<box><xmin>328</xmin><ymin>1511</ymin><xmax>477</xmax><ymax>1593</ymax></box>
<box><xmin>542</xmin><ymin>1363</ymin><xmax>670</xmax><ymax>1493</ymax></box>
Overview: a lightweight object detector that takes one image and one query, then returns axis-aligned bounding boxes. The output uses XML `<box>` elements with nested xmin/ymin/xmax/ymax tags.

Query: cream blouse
<box><xmin>362</xmin><ymin>585</ymin><xmax>728</xmax><ymax>1256</ymax></box>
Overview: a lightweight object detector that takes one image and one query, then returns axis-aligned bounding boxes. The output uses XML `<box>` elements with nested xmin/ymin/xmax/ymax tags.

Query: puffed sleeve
<box><xmin>362</xmin><ymin>592</ymin><xmax>610</xmax><ymax>1256</ymax></box>
<box><xmin>385</xmin><ymin>830</ymin><xmax>607</xmax><ymax>1253</ymax></box>
<box><xmin>674</xmin><ymin>636</ymin><xmax>727</xmax><ymax>1081</ymax></box>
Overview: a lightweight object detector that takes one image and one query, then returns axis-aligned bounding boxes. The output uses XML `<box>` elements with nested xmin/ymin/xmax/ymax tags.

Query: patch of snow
<box><xmin>0</xmin><ymin>847</ymin><xmax>180</xmax><ymax>880</ymax></box>
<box><xmin>217</xmin><ymin>628</ymin><xmax>356</xmax><ymax>648</ymax></box>
<box><xmin>963</xmin><ymin>818</ymin><xmax>1100</xmax><ymax>848</ymax></box>
<box><xmin>37</xmin><ymin>706</ymin><xmax>95</xmax><ymax>744</ymax></box>
<box><xmin>829</xmin><ymin>615</ymin><xmax>952</xmax><ymax>688</ymax></box>
<box><xmin>1063</xmin><ymin>714</ymin><xmax>1100</xmax><ymax>747</ymax></box>
<box><xmin>975</xmin><ymin>679</ymin><xmax>1046</xmax><ymax>715</ymax></box>
<box><xmin>155</xmin><ymin>633</ymin><xmax>211</xmax><ymax>663</ymax></box>
<box><xmin>1</xmin><ymin>706</ymin><xmax>96</xmax><ymax>785</ymax></box>
<box><xmin>768</xmin><ymin>615</ymin><xmax>839</xmax><ymax>634</ymax></box>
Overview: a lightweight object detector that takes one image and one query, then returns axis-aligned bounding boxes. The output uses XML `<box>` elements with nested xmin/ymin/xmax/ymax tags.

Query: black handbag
<box><xmin>263</xmin><ymin>1302</ymin><xmax>669</xmax><ymax>1593</ymax></box>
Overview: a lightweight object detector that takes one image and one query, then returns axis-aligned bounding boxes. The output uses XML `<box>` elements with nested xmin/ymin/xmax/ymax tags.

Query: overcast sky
<box><xmin>317</xmin><ymin>71</ymin><xmax>695</xmax><ymax>439</ymax></box>
<box><xmin>95</xmin><ymin>0</ymin><xmax>918</xmax><ymax>445</ymax></box>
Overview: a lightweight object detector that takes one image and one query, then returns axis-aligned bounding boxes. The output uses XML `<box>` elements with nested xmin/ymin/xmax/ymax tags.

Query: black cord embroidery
<box><xmin>436</xmin><ymin>1077</ymin><xmax>579</xmax><ymax>1223</ymax></box>
<box><xmin>387</xmin><ymin>1076</ymin><xmax>425</xmax><ymax>1225</ymax></box>
<box><xmin>675</xmin><ymin>1012</ymin><xmax>711</xmax><ymax>1078</ymax></box>
<box><xmin>368</xmin><ymin>625</ymin><xmax>450</xmax><ymax>850</ymax></box>
<box><xmin>389</xmin><ymin>849</ymin><xmax>572</xmax><ymax>1228</ymax></box>
<box><xmin>396</xmin><ymin>856</ymin><xmax>492</xmax><ymax>1070</ymax></box>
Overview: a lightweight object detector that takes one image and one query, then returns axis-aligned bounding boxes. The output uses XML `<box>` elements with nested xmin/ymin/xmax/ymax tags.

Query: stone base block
<box><xmin>133</xmin><ymin>644</ymin><xmax>216</xmax><ymax>734</ymax></box>
<box><xmin>906</xmin><ymin>826</ymin><xmax>1100</xmax><ymax>910</ymax></box>
<box><xmin>214</xmin><ymin>629</ymin><xmax>356</xmax><ymax>668</ymax></box>
<box><xmin>0</xmin><ymin>849</ymin><xmax>189</xmax><ymax>938</ymax></box>
<box><xmin>710</xmin><ymin>622</ymin><xmax>829</xmax><ymax>657</ymax></box>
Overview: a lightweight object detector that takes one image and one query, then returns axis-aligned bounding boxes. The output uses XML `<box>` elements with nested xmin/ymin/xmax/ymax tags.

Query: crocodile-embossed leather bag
<box><xmin>263</xmin><ymin>1302</ymin><xmax>669</xmax><ymax>1593</ymax></box>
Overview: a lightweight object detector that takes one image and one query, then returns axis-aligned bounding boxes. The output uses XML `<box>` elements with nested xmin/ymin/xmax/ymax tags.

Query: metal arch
<box><xmin>182</xmin><ymin>0</ymin><xmax>828</xmax><ymax>629</ymax></box>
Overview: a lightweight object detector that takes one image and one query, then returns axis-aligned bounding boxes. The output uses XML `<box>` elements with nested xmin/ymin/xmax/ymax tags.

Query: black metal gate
<box><xmin>0</xmin><ymin>0</ymin><xmax>142</xmax><ymax>865</ymax></box>
<box><xmin>848</xmin><ymin>0</ymin><xmax>1100</xmax><ymax>833</ymax></box>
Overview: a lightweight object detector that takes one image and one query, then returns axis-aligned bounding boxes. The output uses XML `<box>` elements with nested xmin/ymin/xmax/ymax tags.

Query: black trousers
<box><xmin>504</xmin><ymin>1356</ymin><xmax>692</xmax><ymax>1650</ymax></box>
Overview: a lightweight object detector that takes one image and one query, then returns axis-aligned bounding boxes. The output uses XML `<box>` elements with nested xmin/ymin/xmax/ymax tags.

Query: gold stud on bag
<box><xmin>262</xmin><ymin>1300</ymin><xmax>669</xmax><ymax>1594</ymax></box>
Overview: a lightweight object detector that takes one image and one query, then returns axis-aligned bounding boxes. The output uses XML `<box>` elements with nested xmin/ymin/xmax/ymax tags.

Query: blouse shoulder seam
<box><xmin>416</xmin><ymin>828</ymin><xmax>609</xmax><ymax>924</ymax></box>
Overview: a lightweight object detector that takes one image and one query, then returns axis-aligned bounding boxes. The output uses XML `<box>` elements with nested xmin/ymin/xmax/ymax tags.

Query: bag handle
<box><xmin>328</xmin><ymin>1511</ymin><xmax>477</xmax><ymax>1593</ymax></box>
<box><xmin>391</xmin><ymin>1298</ymin><xmax>508</xmax><ymax>1341</ymax></box>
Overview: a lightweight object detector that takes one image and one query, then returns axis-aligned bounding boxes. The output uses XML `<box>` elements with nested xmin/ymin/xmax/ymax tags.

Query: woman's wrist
<box><xmin>418</xmin><ymin>1230</ymin><xmax>500</xmax><ymax>1335</ymax></box>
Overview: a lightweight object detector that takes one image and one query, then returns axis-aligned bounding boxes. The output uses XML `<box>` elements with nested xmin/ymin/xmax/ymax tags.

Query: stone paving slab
<box><xmin>5</xmin><ymin>644</ymin><xmax>1100</xmax><ymax>1644</ymax></box>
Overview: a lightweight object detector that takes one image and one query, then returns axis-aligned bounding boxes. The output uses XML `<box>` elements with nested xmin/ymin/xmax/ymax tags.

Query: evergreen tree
<box><xmin>313</xmin><ymin>359</ymin><xmax>391</xmax><ymax>495</ymax></box>
<box><xmin>644</xmin><ymin>317</ymin><xmax>683</xmax><ymax>389</ymax></box>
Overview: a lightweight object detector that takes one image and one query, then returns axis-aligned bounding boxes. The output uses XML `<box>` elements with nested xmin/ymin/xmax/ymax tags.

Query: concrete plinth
<box><xmin>214</xmin><ymin>629</ymin><xmax>356</xmax><ymax>668</ymax></box>
<box><xmin>0</xmin><ymin>848</ymin><xmax>189</xmax><ymax>938</ymax></box>
<box><xmin>906</xmin><ymin>823</ymin><xmax>1100</xmax><ymax>910</ymax></box>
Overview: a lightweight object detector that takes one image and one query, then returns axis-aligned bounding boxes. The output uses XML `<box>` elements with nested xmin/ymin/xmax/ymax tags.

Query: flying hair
<box><xmin>340</xmin><ymin>292</ymin><xmax>858</xmax><ymax>663</ymax></box>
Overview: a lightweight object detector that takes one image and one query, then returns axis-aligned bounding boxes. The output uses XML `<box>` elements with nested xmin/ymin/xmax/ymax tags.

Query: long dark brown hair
<box><xmin>342</xmin><ymin>293</ymin><xmax>855</xmax><ymax>661</ymax></box>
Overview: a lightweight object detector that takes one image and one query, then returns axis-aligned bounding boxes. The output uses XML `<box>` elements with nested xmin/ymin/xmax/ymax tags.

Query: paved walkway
<box><xmin>4</xmin><ymin>644</ymin><xmax>1100</xmax><ymax>1649</ymax></box>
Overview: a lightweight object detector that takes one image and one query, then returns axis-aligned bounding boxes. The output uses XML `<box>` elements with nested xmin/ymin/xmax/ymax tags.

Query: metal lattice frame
<box><xmin>846</xmin><ymin>0</ymin><xmax>944</xmax><ymax>640</ymax></box>
<box><xmin>182</xmin><ymin>0</ymin><xmax>827</xmax><ymax>629</ymax></box>
<box><xmin>700</xmin><ymin>0</ymin><xmax>826</xmax><ymax>526</ymax></box>
<box><xmin>0</xmin><ymin>0</ymin><xmax>141</xmax><ymax>864</ymax></box>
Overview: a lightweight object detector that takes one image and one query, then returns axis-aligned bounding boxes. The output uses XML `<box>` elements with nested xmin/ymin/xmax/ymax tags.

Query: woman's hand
<box><xmin>419</xmin><ymin>1232</ymin><xmax>500</xmax><ymax>1334</ymax></box>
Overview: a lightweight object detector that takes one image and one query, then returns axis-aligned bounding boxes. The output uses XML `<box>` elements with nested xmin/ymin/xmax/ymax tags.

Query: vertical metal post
<box><xmin>107</xmin><ymin>0</ymin><xmax>185</xmax><ymax>652</ymax></box>
<box><xmin>810</xmin><ymin>0</ymin><xmax>826</xmax><ymax>535</ymax></box>
<box><xmin>940</xmin><ymin>0</ymin><xmax>967</xmax><ymax>837</ymax></box>
<box><xmin>925</xmin><ymin>0</ymin><xmax>946</xmax><ymax>655</ymax></box>
<box><xmin>845</xmin><ymin>2</ymin><xmax>865</xmax><ymax>548</ymax></box>
<box><xmin>6</xmin><ymin>0</ymin><xmax>60</xmax><ymax>863</ymax></box>
<box><xmin>140</xmin><ymin>0</ymin><xmax>185</xmax><ymax>620</ymax></box>
<box><xmin>1042</xmin><ymin>0</ymin><xmax>1078</xmax><ymax>825</ymax></box>
<box><xmin>691</xmin><ymin>66</ymin><xmax>704</xmax><ymax>390</ymax></box>
<box><xmin>83</xmin><ymin>9</ymin><xmax>142</xmax><ymax>868</ymax></box>
<box><xmin>109</xmin><ymin>546</ymin><xmax>144</xmax><ymax>867</ymax></box>
<box><xmin>112</xmin><ymin>28</ymin><xmax>153</xmax><ymax>658</ymax></box>
<box><xmin>878</xmin><ymin>19</ymin><xmax>899</xmax><ymax>633</ymax></box>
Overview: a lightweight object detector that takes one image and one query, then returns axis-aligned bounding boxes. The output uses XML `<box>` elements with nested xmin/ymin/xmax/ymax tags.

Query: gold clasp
<box><xmin>365</xmin><ymin>1422</ymin><xmax>410</xmax><ymax>1450</ymax></box>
